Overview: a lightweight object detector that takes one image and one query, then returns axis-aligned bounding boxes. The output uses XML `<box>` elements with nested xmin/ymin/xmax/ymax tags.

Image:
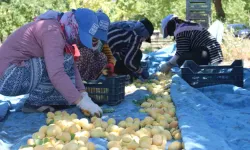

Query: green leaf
<box><xmin>103</xmin><ymin>108</ymin><xmax>115</xmax><ymax>113</ymax></box>
<box><xmin>132</xmin><ymin>93</ymin><xmax>157</xmax><ymax>106</ymax></box>
<box><xmin>148</xmin><ymin>94</ymin><xmax>157</xmax><ymax>100</ymax></box>
<box><xmin>70</xmin><ymin>133</ymin><xmax>75</xmax><ymax>140</ymax></box>
<box><xmin>43</xmin><ymin>137</ymin><xmax>49</xmax><ymax>144</ymax></box>
<box><xmin>19</xmin><ymin>145</ymin><xmax>34</xmax><ymax>149</ymax></box>
<box><xmin>34</xmin><ymin>139</ymin><xmax>43</xmax><ymax>146</ymax></box>
<box><xmin>48</xmin><ymin>119</ymin><xmax>54</xmax><ymax>125</ymax></box>
<box><xmin>132</xmin><ymin>99</ymin><xmax>146</xmax><ymax>106</ymax></box>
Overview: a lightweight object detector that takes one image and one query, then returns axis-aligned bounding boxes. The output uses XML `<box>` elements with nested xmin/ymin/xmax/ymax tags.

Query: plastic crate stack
<box><xmin>186</xmin><ymin>0</ymin><xmax>211</xmax><ymax>28</ymax></box>
<box><xmin>181</xmin><ymin>60</ymin><xmax>243</xmax><ymax>88</ymax></box>
<box><xmin>84</xmin><ymin>75</ymin><xmax>127</xmax><ymax>106</ymax></box>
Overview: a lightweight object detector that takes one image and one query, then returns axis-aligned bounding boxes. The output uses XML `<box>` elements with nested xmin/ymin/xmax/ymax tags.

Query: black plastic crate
<box><xmin>181</xmin><ymin>60</ymin><xmax>243</xmax><ymax>88</ymax></box>
<box><xmin>84</xmin><ymin>75</ymin><xmax>126</xmax><ymax>106</ymax></box>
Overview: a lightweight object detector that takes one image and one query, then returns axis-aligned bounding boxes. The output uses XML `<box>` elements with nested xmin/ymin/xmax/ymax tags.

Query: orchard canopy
<box><xmin>0</xmin><ymin>0</ymin><xmax>249</xmax><ymax>41</ymax></box>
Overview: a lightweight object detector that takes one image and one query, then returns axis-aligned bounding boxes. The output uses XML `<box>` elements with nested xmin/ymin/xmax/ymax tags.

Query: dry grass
<box><xmin>222</xmin><ymin>31</ymin><xmax>250</xmax><ymax>61</ymax></box>
<box><xmin>221</xmin><ymin>31</ymin><xmax>250</xmax><ymax>67</ymax></box>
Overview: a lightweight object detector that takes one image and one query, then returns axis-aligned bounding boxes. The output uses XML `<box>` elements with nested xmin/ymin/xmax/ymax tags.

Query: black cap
<box><xmin>140</xmin><ymin>18</ymin><xmax>154</xmax><ymax>43</ymax></box>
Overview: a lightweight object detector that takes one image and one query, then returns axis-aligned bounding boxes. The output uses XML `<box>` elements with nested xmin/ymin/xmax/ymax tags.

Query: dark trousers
<box><xmin>177</xmin><ymin>48</ymin><xmax>210</xmax><ymax>66</ymax></box>
<box><xmin>114</xmin><ymin>50</ymin><xmax>142</xmax><ymax>81</ymax></box>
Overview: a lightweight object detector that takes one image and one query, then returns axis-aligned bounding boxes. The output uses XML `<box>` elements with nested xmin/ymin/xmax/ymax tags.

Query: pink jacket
<box><xmin>0</xmin><ymin>20</ymin><xmax>85</xmax><ymax>104</ymax></box>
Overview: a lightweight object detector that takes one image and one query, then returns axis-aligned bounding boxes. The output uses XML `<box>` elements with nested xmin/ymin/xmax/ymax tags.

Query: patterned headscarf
<box><xmin>59</xmin><ymin>11</ymin><xmax>80</xmax><ymax>45</ymax></box>
<box><xmin>34</xmin><ymin>10</ymin><xmax>80</xmax><ymax>45</ymax></box>
<box><xmin>34</xmin><ymin>10</ymin><xmax>81</xmax><ymax>61</ymax></box>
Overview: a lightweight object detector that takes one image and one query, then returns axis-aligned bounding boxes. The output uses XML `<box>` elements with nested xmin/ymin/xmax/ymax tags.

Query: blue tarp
<box><xmin>1</xmin><ymin>42</ymin><xmax>250</xmax><ymax>150</ymax></box>
<box><xmin>0</xmin><ymin>44</ymin><xmax>178</xmax><ymax>150</ymax></box>
<box><xmin>0</xmin><ymin>90</ymin><xmax>150</xmax><ymax>150</ymax></box>
<box><xmin>144</xmin><ymin>44</ymin><xmax>250</xmax><ymax>150</ymax></box>
<box><xmin>171</xmin><ymin>74</ymin><xmax>250</xmax><ymax>150</ymax></box>
<box><xmin>142</xmin><ymin>43</ymin><xmax>177</xmax><ymax>75</ymax></box>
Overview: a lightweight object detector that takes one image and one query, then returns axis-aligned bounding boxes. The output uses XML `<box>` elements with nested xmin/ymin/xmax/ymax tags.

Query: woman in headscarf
<box><xmin>0</xmin><ymin>8</ymin><xmax>103</xmax><ymax>116</ymax></box>
<box><xmin>77</xmin><ymin>10</ymin><xmax>116</xmax><ymax>80</ymax></box>
<box><xmin>160</xmin><ymin>14</ymin><xmax>223</xmax><ymax>74</ymax></box>
<box><xmin>107</xmin><ymin>18</ymin><xmax>154</xmax><ymax>81</ymax></box>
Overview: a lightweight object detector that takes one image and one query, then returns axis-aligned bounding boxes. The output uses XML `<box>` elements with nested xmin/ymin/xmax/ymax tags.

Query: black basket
<box><xmin>84</xmin><ymin>75</ymin><xmax>126</xmax><ymax>106</ymax></box>
<box><xmin>181</xmin><ymin>60</ymin><xmax>243</xmax><ymax>88</ymax></box>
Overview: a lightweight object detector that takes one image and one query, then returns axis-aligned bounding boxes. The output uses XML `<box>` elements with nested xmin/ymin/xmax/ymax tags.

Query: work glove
<box><xmin>105</xmin><ymin>63</ymin><xmax>115</xmax><ymax>76</ymax></box>
<box><xmin>160</xmin><ymin>62</ymin><xmax>172</xmax><ymax>74</ymax></box>
<box><xmin>77</xmin><ymin>92</ymin><xmax>103</xmax><ymax>117</ymax></box>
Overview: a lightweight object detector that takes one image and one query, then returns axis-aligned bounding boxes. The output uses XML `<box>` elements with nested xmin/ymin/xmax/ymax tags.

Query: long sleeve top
<box><xmin>174</xmin><ymin>23</ymin><xmax>223</xmax><ymax>64</ymax></box>
<box><xmin>0</xmin><ymin>20</ymin><xmax>84</xmax><ymax>104</ymax></box>
<box><xmin>107</xmin><ymin>27</ymin><xmax>143</xmax><ymax>72</ymax></box>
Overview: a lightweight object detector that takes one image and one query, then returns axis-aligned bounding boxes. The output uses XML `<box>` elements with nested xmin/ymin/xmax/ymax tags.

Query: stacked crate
<box><xmin>186</xmin><ymin>0</ymin><xmax>212</xmax><ymax>28</ymax></box>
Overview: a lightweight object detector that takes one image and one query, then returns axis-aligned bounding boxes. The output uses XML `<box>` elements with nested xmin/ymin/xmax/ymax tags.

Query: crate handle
<box><xmin>181</xmin><ymin>60</ymin><xmax>243</xmax><ymax>74</ymax></box>
<box><xmin>85</xmin><ymin>79</ymin><xmax>104</xmax><ymax>84</ymax></box>
<box><xmin>85</xmin><ymin>75</ymin><xmax>127</xmax><ymax>85</ymax></box>
<box><xmin>181</xmin><ymin>60</ymin><xmax>243</xmax><ymax>68</ymax></box>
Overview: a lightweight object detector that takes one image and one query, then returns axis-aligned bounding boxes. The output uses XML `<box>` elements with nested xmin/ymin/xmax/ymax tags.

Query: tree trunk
<box><xmin>213</xmin><ymin>0</ymin><xmax>226</xmax><ymax>21</ymax></box>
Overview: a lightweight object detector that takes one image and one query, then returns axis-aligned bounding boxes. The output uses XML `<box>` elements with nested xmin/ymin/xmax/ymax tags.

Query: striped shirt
<box><xmin>175</xmin><ymin>24</ymin><xmax>223</xmax><ymax>64</ymax></box>
<box><xmin>107</xmin><ymin>27</ymin><xmax>143</xmax><ymax>72</ymax></box>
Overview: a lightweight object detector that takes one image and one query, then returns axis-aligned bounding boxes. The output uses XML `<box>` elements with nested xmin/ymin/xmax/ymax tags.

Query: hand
<box><xmin>160</xmin><ymin>63</ymin><xmax>171</xmax><ymax>74</ymax></box>
<box><xmin>76</xmin><ymin>92</ymin><xmax>103</xmax><ymax>117</ymax></box>
<box><xmin>140</xmin><ymin>68</ymin><xmax>149</xmax><ymax>79</ymax></box>
<box><xmin>105</xmin><ymin>63</ymin><xmax>115</xmax><ymax>76</ymax></box>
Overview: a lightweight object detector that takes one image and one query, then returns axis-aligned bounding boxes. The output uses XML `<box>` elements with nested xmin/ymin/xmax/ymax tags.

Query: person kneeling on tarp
<box><xmin>160</xmin><ymin>14</ymin><xmax>223</xmax><ymax>74</ymax></box>
<box><xmin>0</xmin><ymin>8</ymin><xmax>103</xmax><ymax>116</ymax></box>
<box><xmin>107</xmin><ymin>18</ymin><xmax>154</xmax><ymax>81</ymax></box>
<box><xmin>77</xmin><ymin>10</ymin><xmax>116</xmax><ymax>80</ymax></box>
